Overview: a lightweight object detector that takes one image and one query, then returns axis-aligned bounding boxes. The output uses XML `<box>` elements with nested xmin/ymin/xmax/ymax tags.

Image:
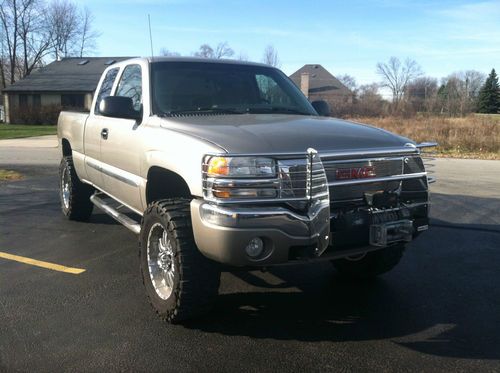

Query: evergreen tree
<box><xmin>477</xmin><ymin>69</ymin><xmax>500</xmax><ymax>113</ymax></box>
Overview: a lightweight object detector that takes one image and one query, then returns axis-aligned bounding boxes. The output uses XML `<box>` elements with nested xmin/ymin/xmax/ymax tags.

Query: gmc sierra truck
<box><xmin>57</xmin><ymin>57</ymin><xmax>436</xmax><ymax>322</ymax></box>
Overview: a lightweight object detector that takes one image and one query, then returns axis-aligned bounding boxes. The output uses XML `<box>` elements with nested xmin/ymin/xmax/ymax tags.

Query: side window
<box><xmin>115</xmin><ymin>65</ymin><xmax>142</xmax><ymax>112</ymax></box>
<box><xmin>94</xmin><ymin>68</ymin><xmax>119</xmax><ymax>115</ymax></box>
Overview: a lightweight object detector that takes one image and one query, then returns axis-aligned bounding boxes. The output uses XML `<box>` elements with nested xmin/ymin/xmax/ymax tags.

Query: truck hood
<box><xmin>160</xmin><ymin>114</ymin><xmax>413</xmax><ymax>154</ymax></box>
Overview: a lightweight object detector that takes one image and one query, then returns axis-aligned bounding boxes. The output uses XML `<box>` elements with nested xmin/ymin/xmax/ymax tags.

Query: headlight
<box><xmin>206</xmin><ymin>156</ymin><xmax>276</xmax><ymax>178</ymax></box>
<box><xmin>204</xmin><ymin>156</ymin><xmax>278</xmax><ymax>200</ymax></box>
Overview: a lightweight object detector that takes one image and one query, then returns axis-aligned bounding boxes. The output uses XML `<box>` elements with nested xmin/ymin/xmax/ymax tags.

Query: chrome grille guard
<box><xmin>201</xmin><ymin>143</ymin><xmax>437</xmax><ymax>255</ymax></box>
<box><xmin>202</xmin><ymin>143</ymin><xmax>437</xmax><ymax>205</ymax></box>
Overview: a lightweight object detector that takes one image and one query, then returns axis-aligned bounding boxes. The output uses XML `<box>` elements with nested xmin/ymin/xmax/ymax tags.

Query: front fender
<box><xmin>142</xmin><ymin>127</ymin><xmax>225</xmax><ymax>198</ymax></box>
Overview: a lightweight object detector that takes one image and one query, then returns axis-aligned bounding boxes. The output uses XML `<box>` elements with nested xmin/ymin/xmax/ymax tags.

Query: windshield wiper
<box><xmin>246</xmin><ymin>106</ymin><xmax>311</xmax><ymax>116</ymax></box>
<box><xmin>161</xmin><ymin>107</ymin><xmax>246</xmax><ymax>116</ymax></box>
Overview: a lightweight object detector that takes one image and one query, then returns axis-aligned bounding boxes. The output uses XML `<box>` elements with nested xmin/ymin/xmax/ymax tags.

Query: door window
<box><xmin>115</xmin><ymin>65</ymin><xmax>143</xmax><ymax>112</ymax></box>
<box><xmin>94</xmin><ymin>67</ymin><xmax>119</xmax><ymax>115</ymax></box>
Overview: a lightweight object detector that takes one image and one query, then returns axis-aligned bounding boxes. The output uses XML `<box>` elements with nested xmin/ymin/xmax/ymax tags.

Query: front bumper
<box><xmin>190</xmin><ymin>199</ymin><xmax>429</xmax><ymax>267</ymax></box>
<box><xmin>191</xmin><ymin>199</ymin><xmax>330</xmax><ymax>266</ymax></box>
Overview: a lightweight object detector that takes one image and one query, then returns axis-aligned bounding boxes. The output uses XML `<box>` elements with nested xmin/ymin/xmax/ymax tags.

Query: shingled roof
<box><xmin>2</xmin><ymin>57</ymin><xmax>134</xmax><ymax>93</ymax></box>
<box><xmin>289</xmin><ymin>64</ymin><xmax>351</xmax><ymax>95</ymax></box>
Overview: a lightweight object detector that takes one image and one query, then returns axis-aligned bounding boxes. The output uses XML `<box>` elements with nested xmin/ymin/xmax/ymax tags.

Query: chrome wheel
<box><xmin>147</xmin><ymin>223</ymin><xmax>176</xmax><ymax>300</ymax></box>
<box><xmin>61</xmin><ymin>165</ymin><xmax>70</xmax><ymax>209</ymax></box>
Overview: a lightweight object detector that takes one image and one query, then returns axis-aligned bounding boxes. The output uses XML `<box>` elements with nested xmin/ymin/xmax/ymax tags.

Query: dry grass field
<box><xmin>352</xmin><ymin>115</ymin><xmax>500</xmax><ymax>159</ymax></box>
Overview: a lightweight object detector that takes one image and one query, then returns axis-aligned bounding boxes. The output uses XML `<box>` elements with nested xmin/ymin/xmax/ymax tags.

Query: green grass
<box><xmin>0</xmin><ymin>124</ymin><xmax>57</xmax><ymax>140</ymax></box>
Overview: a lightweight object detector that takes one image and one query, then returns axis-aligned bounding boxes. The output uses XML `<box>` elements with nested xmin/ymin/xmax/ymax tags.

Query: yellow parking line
<box><xmin>0</xmin><ymin>251</ymin><xmax>85</xmax><ymax>275</ymax></box>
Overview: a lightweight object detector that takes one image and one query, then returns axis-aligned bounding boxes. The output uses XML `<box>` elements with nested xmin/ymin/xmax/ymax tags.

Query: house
<box><xmin>2</xmin><ymin>57</ymin><xmax>133</xmax><ymax>124</ymax></box>
<box><xmin>289</xmin><ymin>64</ymin><xmax>353</xmax><ymax>112</ymax></box>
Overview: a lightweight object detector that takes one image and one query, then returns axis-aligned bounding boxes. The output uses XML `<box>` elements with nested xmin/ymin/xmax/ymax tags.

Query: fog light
<box><xmin>245</xmin><ymin>237</ymin><xmax>264</xmax><ymax>258</ymax></box>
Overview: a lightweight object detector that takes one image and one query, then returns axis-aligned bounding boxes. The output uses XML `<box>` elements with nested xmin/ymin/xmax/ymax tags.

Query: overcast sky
<box><xmin>74</xmin><ymin>0</ymin><xmax>500</xmax><ymax>90</ymax></box>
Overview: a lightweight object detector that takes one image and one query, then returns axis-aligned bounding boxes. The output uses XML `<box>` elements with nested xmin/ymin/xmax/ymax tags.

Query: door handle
<box><xmin>101</xmin><ymin>128</ymin><xmax>109</xmax><ymax>140</ymax></box>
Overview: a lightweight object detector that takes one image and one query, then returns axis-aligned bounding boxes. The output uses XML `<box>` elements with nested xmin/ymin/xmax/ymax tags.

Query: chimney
<box><xmin>300</xmin><ymin>72</ymin><xmax>310</xmax><ymax>98</ymax></box>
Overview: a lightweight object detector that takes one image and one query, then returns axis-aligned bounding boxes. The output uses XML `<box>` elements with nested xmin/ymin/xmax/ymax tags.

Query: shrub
<box><xmin>10</xmin><ymin>104</ymin><xmax>63</xmax><ymax>125</ymax></box>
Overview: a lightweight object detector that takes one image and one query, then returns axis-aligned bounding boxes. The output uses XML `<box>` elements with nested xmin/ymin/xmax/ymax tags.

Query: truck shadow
<box><xmin>183</xmin><ymin>210</ymin><xmax>500</xmax><ymax>361</ymax></box>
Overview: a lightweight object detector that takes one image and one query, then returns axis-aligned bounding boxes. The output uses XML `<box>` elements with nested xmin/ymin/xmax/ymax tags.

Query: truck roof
<box><xmin>117</xmin><ymin>56</ymin><xmax>275</xmax><ymax>69</ymax></box>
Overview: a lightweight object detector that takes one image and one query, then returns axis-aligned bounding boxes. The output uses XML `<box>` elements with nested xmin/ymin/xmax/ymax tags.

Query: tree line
<box><xmin>0</xmin><ymin>0</ymin><xmax>99</xmax><ymax>88</ymax></box>
<box><xmin>161</xmin><ymin>42</ymin><xmax>282</xmax><ymax>68</ymax></box>
<box><xmin>337</xmin><ymin>56</ymin><xmax>499</xmax><ymax>117</ymax></box>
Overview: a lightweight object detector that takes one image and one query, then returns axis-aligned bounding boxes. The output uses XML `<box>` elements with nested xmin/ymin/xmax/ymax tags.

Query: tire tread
<box><xmin>59</xmin><ymin>156</ymin><xmax>94</xmax><ymax>221</ymax></box>
<box><xmin>140</xmin><ymin>198</ymin><xmax>220</xmax><ymax>323</ymax></box>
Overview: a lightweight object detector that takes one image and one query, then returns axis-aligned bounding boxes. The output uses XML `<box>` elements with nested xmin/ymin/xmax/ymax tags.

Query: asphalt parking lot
<box><xmin>1</xmin><ymin>144</ymin><xmax>499</xmax><ymax>372</ymax></box>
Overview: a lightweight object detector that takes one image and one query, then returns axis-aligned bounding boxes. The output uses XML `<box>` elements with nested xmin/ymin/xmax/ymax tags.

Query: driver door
<box><xmin>99</xmin><ymin>64</ymin><xmax>144</xmax><ymax>213</ymax></box>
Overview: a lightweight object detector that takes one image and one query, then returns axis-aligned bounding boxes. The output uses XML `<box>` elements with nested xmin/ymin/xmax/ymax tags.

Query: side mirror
<box><xmin>99</xmin><ymin>96</ymin><xmax>141</xmax><ymax>120</ymax></box>
<box><xmin>311</xmin><ymin>100</ymin><xmax>330</xmax><ymax>117</ymax></box>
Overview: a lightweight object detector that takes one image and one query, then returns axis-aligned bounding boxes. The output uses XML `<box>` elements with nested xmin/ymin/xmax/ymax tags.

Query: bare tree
<box><xmin>194</xmin><ymin>42</ymin><xmax>234</xmax><ymax>59</ymax></box>
<box><xmin>376</xmin><ymin>57</ymin><xmax>422</xmax><ymax>107</ymax></box>
<box><xmin>46</xmin><ymin>0</ymin><xmax>79</xmax><ymax>59</ymax></box>
<box><xmin>17</xmin><ymin>0</ymin><xmax>53</xmax><ymax>76</ymax></box>
<box><xmin>78</xmin><ymin>6</ymin><xmax>99</xmax><ymax>57</ymax></box>
<box><xmin>236</xmin><ymin>51</ymin><xmax>249</xmax><ymax>61</ymax></box>
<box><xmin>0</xmin><ymin>56</ymin><xmax>6</xmax><ymax>88</ymax></box>
<box><xmin>461</xmin><ymin>70</ymin><xmax>486</xmax><ymax>99</ymax></box>
<box><xmin>437</xmin><ymin>75</ymin><xmax>463</xmax><ymax>115</ymax></box>
<box><xmin>214</xmin><ymin>41</ymin><xmax>234</xmax><ymax>59</ymax></box>
<box><xmin>1</xmin><ymin>0</ymin><xmax>52</xmax><ymax>83</ymax></box>
<box><xmin>1</xmin><ymin>0</ymin><xmax>99</xmax><ymax>87</ymax></box>
<box><xmin>194</xmin><ymin>44</ymin><xmax>213</xmax><ymax>58</ymax></box>
<box><xmin>160</xmin><ymin>48</ymin><xmax>180</xmax><ymax>57</ymax></box>
<box><xmin>406</xmin><ymin>76</ymin><xmax>438</xmax><ymax>113</ymax></box>
<box><xmin>1</xmin><ymin>0</ymin><xmax>21</xmax><ymax>84</ymax></box>
<box><xmin>261</xmin><ymin>45</ymin><xmax>280</xmax><ymax>68</ymax></box>
<box><xmin>437</xmin><ymin>70</ymin><xmax>486</xmax><ymax>116</ymax></box>
<box><xmin>46</xmin><ymin>0</ymin><xmax>98</xmax><ymax>60</ymax></box>
<box><xmin>355</xmin><ymin>83</ymin><xmax>386</xmax><ymax>116</ymax></box>
<box><xmin>337</xmin><ymin>74</ymin><xmax>357</xmax><ymax>93</ymax></box>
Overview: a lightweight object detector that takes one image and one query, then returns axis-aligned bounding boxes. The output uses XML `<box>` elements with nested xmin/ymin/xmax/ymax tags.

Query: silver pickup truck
<box><xmin>57</xmin><ymin>57</ymin><xmax>436</xmax><ymax>322</ymax></box>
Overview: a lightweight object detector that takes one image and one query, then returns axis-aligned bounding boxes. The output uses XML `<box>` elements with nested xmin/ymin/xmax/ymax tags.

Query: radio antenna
<box><xmin>148</xmin><ymin>14</ymin><xmax>154</xmax><ymax>61</ymax></box>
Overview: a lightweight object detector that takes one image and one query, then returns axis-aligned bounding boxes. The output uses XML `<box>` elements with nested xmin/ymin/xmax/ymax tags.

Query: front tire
<box><xmin>332</xmin><ymin>244</ymin><xmax>405</xmax><ymax>279</ymax></box>
<box><xmin>59</xmin><ymin>156</ymin><xmax>94</xmax><ymax>221</ymax></box>
<box><xmin>140</xmin><ymin>199</ymin><xmax>220</xmax><ymax>323</ymax></box>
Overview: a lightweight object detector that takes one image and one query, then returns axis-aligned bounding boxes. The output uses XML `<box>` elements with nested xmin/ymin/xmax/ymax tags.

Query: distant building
<box><xmin>1</xmin><ymin>57</ymin><xmax>133</xmax><ymax>124</ymax></box>
<box><xmin>289</xmin><ymin>64</ymin><xmax>353</xmax><ymax>112</ymax></box>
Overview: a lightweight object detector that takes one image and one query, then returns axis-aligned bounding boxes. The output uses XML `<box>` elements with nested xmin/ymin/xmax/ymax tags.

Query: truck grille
<box><xmin>322</xmin><ymin>158</ymin><xmax>403</xmax><ymax>202</ymax></box>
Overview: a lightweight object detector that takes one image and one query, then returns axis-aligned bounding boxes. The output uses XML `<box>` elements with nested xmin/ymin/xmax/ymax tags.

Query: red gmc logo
<box><xmin>335</xmin><ymin>166</ymin><xmax>376</xmax><ymax>180</ymax></box>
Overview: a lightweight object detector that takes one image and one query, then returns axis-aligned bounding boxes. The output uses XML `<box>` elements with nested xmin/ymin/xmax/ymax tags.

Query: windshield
<box><xmin>151</xmin><ymin>61</ymin><xmax>317</xmax><ymax>116</ymax></box>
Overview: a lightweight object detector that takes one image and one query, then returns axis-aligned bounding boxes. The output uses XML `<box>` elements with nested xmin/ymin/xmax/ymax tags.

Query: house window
<box><xmin>61</xmin><ymin>94</ymin><xmax>85</xmax><ymax>109</ymax></box>
<box><xmin>33</xmin><ymin>94</ymin><xmax>41</xmax><ymax>108</ymax></box>
<box><xmin>19</xmin><ymin>94</ymin><xmax>28</xmax><ymax>107</ymax></box>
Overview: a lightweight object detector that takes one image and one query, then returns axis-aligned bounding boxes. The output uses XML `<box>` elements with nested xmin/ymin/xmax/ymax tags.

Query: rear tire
<box><xmin>59</xmin><ymin>156</ymin><xmax>94</xmax><ymax>221</ymax></box>
<box><xmin>140</xmin><ymin>199</ymin><xmax>220</xmax><ymax>323</ymax></box>
<box><xmin>331</xmin><ymin>244</ymin><xmax>405</xmax><ymax>279</ymax></box>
